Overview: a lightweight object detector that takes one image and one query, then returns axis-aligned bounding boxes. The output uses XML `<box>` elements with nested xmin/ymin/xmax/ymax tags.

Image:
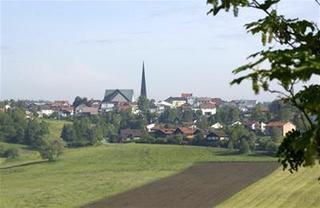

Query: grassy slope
<box><xmin>0</xmin><ymin>144</ymin><xmax>274</xmax><ymax>208</ymax></box>
<box><xmin>0</xmin><ymin>142</ymin><xmax>40</xmax><ymax>165</ymax></box>
<box><xmin>0</xmin><ymin>119</ymin><xmax>69</xmax><ymax>166</ymax></box>
<box><xmin>44</xmin><ymin>119</ymin><xmax>71</xmax><ymax>140</ymax></box>
<box><xmin>217</xmin><ymin>165</ymin><xmax>320</xmax><ymax>208</ymax></box>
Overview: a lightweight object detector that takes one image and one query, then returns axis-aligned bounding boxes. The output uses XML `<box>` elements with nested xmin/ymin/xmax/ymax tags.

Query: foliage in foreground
<box><xmin>207</xmin><ymin>0</ymin><xmax>320</xmax><ymax>171</ymax></box>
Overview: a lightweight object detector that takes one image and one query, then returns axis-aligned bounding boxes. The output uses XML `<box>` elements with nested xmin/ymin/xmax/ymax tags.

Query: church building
<box><xmin>100</xmin><ymin>62</ymin><xmax>147</xmax><ymax>112</ymax></box>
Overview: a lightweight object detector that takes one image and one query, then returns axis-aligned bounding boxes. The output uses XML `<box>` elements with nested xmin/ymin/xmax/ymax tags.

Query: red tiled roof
<box><xmin>181</xmin><ymin>93</ymin><xmax>193</xmax><ymax>98</ymax></box>
<box><xmin>82</xmin><ymin>107</ymin><xmax>99</xmax><ymax>114</ymax></box>
<box><xmin>200</xmin><ymin>102</ymin><xmax>216</xmax><ymax>109</ymax></box>
<box><xmin>152</xmin><ymin>127</ymin><xmax>175</xmax><ymax>135</ymax></box>
<box><xmin>120</xmin><ymin>129</ymin><xmax>143</xmax><ymax>138</ymax></box>
<box><xmin>175</xmin><ymin>127</ymin><xmax>198</xmax><ymax>135</ymax></box>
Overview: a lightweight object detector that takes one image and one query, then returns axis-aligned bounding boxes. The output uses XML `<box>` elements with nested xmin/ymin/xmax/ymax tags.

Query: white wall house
<box><xmin>146</xmin><ymin>123</ymin><xmax>156</xmax><ymax>132</ymax></box>
<box><xmin>201</xmin><ymin>108</ymin><xmax>216</xmax><ymax>116</ymax></box>
<box><xmin>4</xmin><ymin>105</ymin><xmax>11</xmax><ymax>110</ymax></box>
<box><xmin>37</xmin><ymin>109</ymin><xmax>54</xmax><ymax>118</ymax></box>
<box><xmin>211</xmin><ymin>122</ymin><xmax>223</xmax><ymax>129</ymax></box>
<box><xmin>42</xmin><ymin>109</ymin><xmax>54</xmax><ymax>116</ymax></box>
<box><xmin>100</xmin><ymin>103</ymin><xmax>115</xmax><ymax>112</ymax></box>
<box><xmin>199</xmin><ymin>103</ymin><xmax>216</xmax><ymax>116</ymax></box>
<box><xmin>155</xmin><ymin>101</ymin><xmax>173</xmax><ymax>113</ymax></box>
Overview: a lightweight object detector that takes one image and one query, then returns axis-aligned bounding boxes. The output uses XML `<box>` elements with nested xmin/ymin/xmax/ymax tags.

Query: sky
<box><xmin>1</xmin><ymin>0</ymin><xmax>319</xmax><ymax>102</ymax></box>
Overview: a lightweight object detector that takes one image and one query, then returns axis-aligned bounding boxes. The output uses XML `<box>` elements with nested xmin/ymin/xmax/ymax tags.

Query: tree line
<box><xmin>0</xmin><ymin>108</ymin><xmax>64</xmax><ymax>161</ymax></box>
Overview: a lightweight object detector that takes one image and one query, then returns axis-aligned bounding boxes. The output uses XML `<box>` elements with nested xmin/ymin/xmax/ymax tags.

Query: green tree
<box><xmin>24</xmin><ymin>119</ymin><xmax>49</xmax><ymax>147</ymax></box>
<box><xmin>239</xmin><ymin>139</ymin><xmax>250</xmax><ymax>154</ymax></box>
<box><xmin>4</xmin><ymin>147</ymin><xmax>19</xmax><ymax>159</ymax></box>
<box><xmin>182</xmin><ymin>109</ymin><xmax>194</xmax><ymax>122</ymax></box>
<box><xmin>269</xmin><ymin>100</ymin><xmax>295</xmax><ymax>121</ymax></box>
<box><xmin>208</xmin><ymin>0</ymin><xmax>320</xmax><ymax>171</ymax></box>
<box><xmin>87</xmin><ymin>126</ymin><xmax>104</xmax><ymax>145</ymax></box>
<box><xmin>38</xmin><ymin>138</ymin><xmax>65</xmax><ymax>162</ymax></box>
<box><xmin>269</xmin><ymin>127</ymin><xmax>283</xmax><ymax>143</ymax></box>
<box><xmin>159</xmin><ymin>109</ymin><xmax>181</xmax><ymax>124</ymax></box>
<box><xmin>216</xmin><ymin>105</ymin><xmax>240</xmax><ymax>125</ymax></box>
<box><xmin>168</xmin><ymin>134</ymin><xmax>183</xmax><ymax>144</ymax></box>
<box><xmin>266</xmin><ymin>140</ymin><xmax>278</xmax><ymax>154</ymax></box>
<box><xmin>251</xmin><ymin>103</ymin><xmax>269</xmax><ymax>122</ymax></box>
<box><xmin>138</xmin><ymin>96</ymin><xmax>150</xmax><ymax>114</ymax></box>
<box><xmin>61</xmin><ymin>124</ymin><xmax>78</xmax><ymax>147</ymax></box>
<box><xmin>196</xmin><ymin>116</ymin><xmax>209</xmax><ymax>130</ymax></box>
<box><xmin>73</xmin><ymin>118</ymin><xmax>92</xmax><ymax>146</ymax></box>
<box><xmin>192</xmin><ymin>131</ymin><xmax>205</xmax><ymax>145</ymax></box>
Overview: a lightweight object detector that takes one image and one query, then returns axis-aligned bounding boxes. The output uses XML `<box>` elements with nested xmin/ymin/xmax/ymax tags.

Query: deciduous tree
<box><xmin>207</xmin><ymin>0</ymin><xmax>320</xmax><ymax>171</ymax></box>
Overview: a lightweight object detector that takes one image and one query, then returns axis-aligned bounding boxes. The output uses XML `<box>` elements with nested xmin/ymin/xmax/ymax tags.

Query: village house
<box><xmin>155</xmin><ymin>101</ymin><xmax>173</xmax><ymax>113</ymax></box>
<box><xmin>4</xmin><ymin>104</ymin><xmax>11</xmax><ymax>111</ymax></box>
<box><xmin>50</xmin><ymin>100</ymin><xmax>71</xmax><ymax>111</ymax></box>
<box><xmin>199</xmin><ymin>102</ymin><xmax>216</xmax><ymax>116</ymax></box>
<box><xmin>206</xmin><ymin>130</ymin><xmax>229</xmax><ymax>141</ymax></box>
<box><xmin>243</xmin><ymin>120</ymin><xmax>267</xmax><ymax>133</ymax></box>
<box><xmin>88</xmin><ymin>100</ymin><xmax>102</xmax><ymax>108</ymax></box>
<box><xmin>150</xmin><ymin>126</ymin><xmax>199</xmax><ymax>140</ymax></box>
<box><xmin>174</xmin><ymin>127</ymin><xmax>199</xmax><ymax>139</ymax></box>
<box><xmin>210</xmin><ymin>98</ymin><xmax>224</xmax><ymax>106</ymax></box>
<box><xmin>211</xmin><ymin>122</ymin><xmax>224</xmax><ymax>129</ymax></box>
<box><xmin>181</xmin><ymin>93</ymin><xmax>193</xmax><ymax>98</ymax></box>
<box><xmin>151</xmin><ymin>127</ymin><xmax>176</xmax><ymax>138</ymax></box>
<box><xmin>266</xmin><ymin>121</ymin><xmax>296</xmax><ymax>136</ymax></box>
<box><xmin>231</xmin><ymin>121</ymin><xmax>242</xmax><ymax>126</ymax></box>
<box><xmin>25</xmin><ymin>110</ymin><xmax>33</xmax><ymax>119</ymax></box>
<box><xmin>59</xmin><ymin>106</ymin><xmax>74</xmax><ymax>117</ymax></box>
<box><xmin>179</xmin><ymin>103</ymin><xmax>192</xmax><ymax>111</ymax></box>
<box><xmin>120</xmin><ymin>129</ymin><xmax>144</xmax><ymax>142</ymax></box>
<box><xmin>165</xmin><ymin>97</ymin><xmax>187</xmax><ymax>108</ymax></box>
<box><xmin>100</xmin><ymin>89</ymin><xmax>135</xmax><ymax>112</ymax></box>
<box><xmin>37</xmin><ymin>105</ymin><xmax>54</xmax><ymax>117</ymax></box>
<box><xmin>146</xmin><ymin>123</ymin><xmax>156</xmax><ymax>132</ymax></box>
<box><xmin>75</xmin><ymin>104</ymin><xmax>99</xmax><ymax>116</ymax></box>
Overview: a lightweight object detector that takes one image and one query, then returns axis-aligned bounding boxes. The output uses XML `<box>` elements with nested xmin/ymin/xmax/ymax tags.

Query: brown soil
<box><xmin>83</xmin><ymin>162</ymin><xmax>278</xmax><ymax>208</ymax></box>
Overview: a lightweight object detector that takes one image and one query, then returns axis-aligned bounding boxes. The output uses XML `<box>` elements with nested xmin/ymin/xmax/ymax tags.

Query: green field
<box><xmin>0</xmin><ymin>144</ymin><xmax>274</xmax><ymax>208</ymax></box>
<box><xmin>0</xmin><ymin>119</ymin><xmax>69</xmax><ymax>166</ymax></box>
<box><xmin>218</xmin><ymin>165</ymin><xmax>320</xmax><ymax>208</ymax></box>
<box><xmin>1</xmin><ymin>119</ymin><xmax>319</xmax><ymax>208</ymax></box>
<box><xmin>0</xmin><ymin>142</ymin><xmax>40</xmax><ymax>165</ymax></box>
<box><xmin>44</xmin><ymin>119</ymin><xmax>71</xmax><ymax>140</ymax></box>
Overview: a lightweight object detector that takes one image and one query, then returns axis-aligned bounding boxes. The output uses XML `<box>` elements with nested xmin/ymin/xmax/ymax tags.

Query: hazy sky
<box><xmin>1</xmin><ymin>0</ymin><xmax>319</xmax><ymax>101</ymax></box>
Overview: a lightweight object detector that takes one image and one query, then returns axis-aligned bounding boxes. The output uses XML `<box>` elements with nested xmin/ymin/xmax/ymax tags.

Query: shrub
<box><xmin>136</xmin><ymin>136</ymin><xmax>155</xmax><ymax>144</ymax></box>
<box><xmin>218</xmin><ymin>140</ymin><xmax>228</xmax><ymax>148</ymax></box>
<box><xmin>4</xmin><ymin>147</ymin><xmax>19</xmax><ymax>159</ymax></box>
<box><xmin>167</xmin><ymin>134</ymin><xmax>183</xmax><ymax>144</ymax></box>
<box><xmin>0</xmin><ymin>145</ymin><xmax>5</xmax><ymax>156</ymax></box>
<box><xmin>266</xmin><ymin>141</ymin><xmax>278</xmax><ymax>154</ymax></box>
<box><xmin>239</xmin><ymin>139</ymin><xmax>250</xmax><ymax>154</ymax></box>
<box><xmin>154</xmin><ymin>138</ymin><xmax>167</xmax><ymax>144</ymax></box>
<box><xmin>38</xmin><ymin>138</ymin><xmax>65</xmax><ymax>162</ymax></box>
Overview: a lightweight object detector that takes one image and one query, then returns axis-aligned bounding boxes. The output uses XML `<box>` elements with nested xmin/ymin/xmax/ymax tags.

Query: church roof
<box><xmin>103</xmin><ymin>89</ymin><xmax>134</xmax><ymax>103</ymax></box>
<box><xmin>140</xmin><ymin>62</ymin><xmax>147</xmax><ymax>97</ymax></box>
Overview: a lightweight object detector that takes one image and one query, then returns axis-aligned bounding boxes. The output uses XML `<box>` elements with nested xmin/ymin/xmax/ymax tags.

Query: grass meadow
<box><xmin>218</xmin><ymin>165</ymin><xmax>320</xmax><ymax>208</ymax></box>
<box><xmin>0</xmin><ymin>144</ymin><xmax>274</xmax><ymax>208</ymax></box>
<box><xmin>1</xmin><ymin>119</ymin><xmax>319</xmax><ymax>208</ymax></box>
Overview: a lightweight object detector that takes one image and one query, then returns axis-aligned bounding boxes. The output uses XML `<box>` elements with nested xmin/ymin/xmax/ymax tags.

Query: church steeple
<box><xmin>140</xmin><ymin>61</ymin><xmax>147</xmax><ymax>98</ymax></box>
